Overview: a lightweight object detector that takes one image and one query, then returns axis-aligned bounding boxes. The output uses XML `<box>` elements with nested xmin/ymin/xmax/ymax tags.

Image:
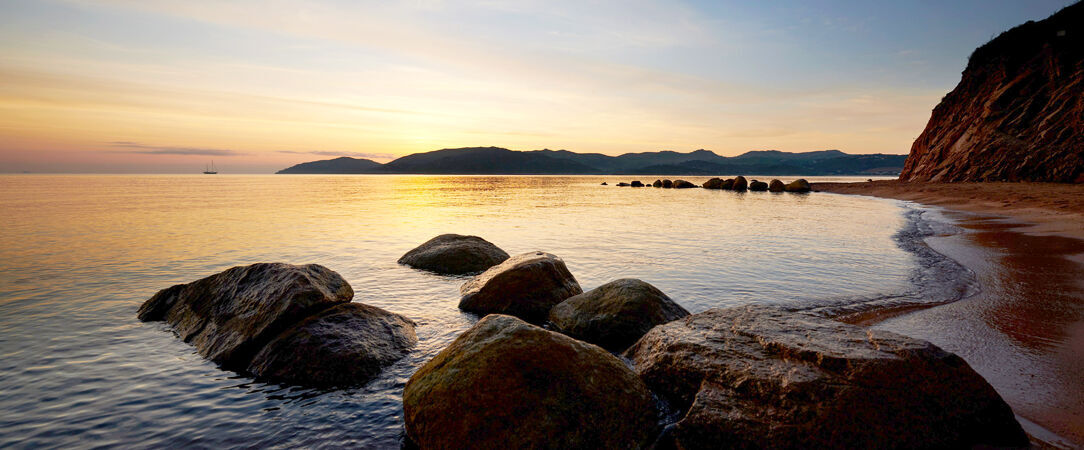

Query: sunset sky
<box><xmin>0</xmin><ymin>0</ymin><xmax>1072</xmax><ymax>173</ymax></box>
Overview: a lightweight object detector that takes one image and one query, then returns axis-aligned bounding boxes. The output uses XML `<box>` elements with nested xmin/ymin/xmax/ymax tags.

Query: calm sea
<box><xmin>0</xmin><ymin>174</ymin><xmax>965</xmax><ymax>448</ymax></box>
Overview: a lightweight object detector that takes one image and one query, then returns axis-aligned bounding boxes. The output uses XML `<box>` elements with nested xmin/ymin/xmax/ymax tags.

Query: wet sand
<box><xmin>818</xmin><ymin>181</ymin><xmax>1084</xmax><ymax>447</ymax></box>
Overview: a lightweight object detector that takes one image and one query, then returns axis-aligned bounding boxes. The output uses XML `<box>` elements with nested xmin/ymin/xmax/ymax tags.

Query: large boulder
<box><xmin>785</xmin><ymin>178</ymin><xmax>811</xmax><ymax>192</ymax></box>
<box><xmin>672</xmin><ymin>179</ymin><xmax>696</xmax><ymax>189</ymax></box>
<box><xmin>702</xmin><ymin>178</ymin><xmax>725</xmax><ymax>189</ymax></box>
<box><xmin>398</xmin><ymin>234</ymin><xmax>509</xmax><ymax>275</ymax></box>
<box><xmin>549</xmin><ymin>278</ymin><xmax>690</xmax><ymax>352</ymax></box>
<box><xmin>748</xmin><ymin>180</ymin><xmax>768</xmax><ymax>191</ymax></box>
<box><xmin>630</xmin><ymin>180</ymin><xmax>645</xmax><ymax>187</ymax></box>
<box><xmin>768</xmin><ymin>179</ymin><xmax>785</xmax><ymax>192</ymax></box>
<box><xmin>247</xmin><ymin>303</ymin><xmax>417</xmax><ymax>386</ymax></box>
<box><xmin>403</xmin><ymin>315</ymin><xmax>658</xmax><ymax>449</ymax></box>
<box><xmin>624</xmin><ymin>305</ymin><xmax>1029</xmax><ymax>449</ymax></box>
<box><xmin>459</xmin><ymin>252</ymin><xmax>582</xmax><ymax>323</ymax></box>
<box><xmin>731</xmin><ymin>175</ymin><xmax>748</xmax><ymax>191</ymax></box>
<box><xmin>137</xmin><ymin>263</ymin><xmax>353</xmax><ymax>369</ymax></box>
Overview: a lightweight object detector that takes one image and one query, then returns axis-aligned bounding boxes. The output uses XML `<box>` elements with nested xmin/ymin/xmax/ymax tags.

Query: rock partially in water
<box><xmin>616</xmin><ymin>182</ymin><xmax>631</xmax><ymax>187</ymax></box>
<box><xmin>769</xmin><ymin>179</ymin><xmax>785</xmax><ymax>192</ymax></box>
<box><xmin>459</xmin><ymin>252</ymin><xmax>582</xmax><ymax>323</ymax></box>
<box><xmin>785</xmin><ymin>178</ymin><xmax>811</xmax><ymax>192</ymax></box>
<box><xmin>624</xmin><ymin>305</ymin><xmax>1029</xmax><ymax>449</ymax></box>
<box><xmin>749</xmin><ymin>180</ymin><xmax>768</xmax><ymax>191</ymax></box>
<box><xmin>248</xmin><ymin>303</ymin><xmax>416</xmax><ymax>386</ymax></box>
<box><xmin>403</xmin><ymin>315</ymin><xmax>657</xmax><ymax>449</ymax></box>
<box><xmin>600</xmin><ymin>182</ymin><xmax>608</xmax><ymax>185</ymax></box>
<box><xmin>702</xmin><ymin>178</ymin><xmax>725</xmax><ymax>189</ymax></box>
<box><xmin>672</xmin><ymin>179</ymin><xmax>696</xmax><ymax>189</ymax></box>
<box><xmin>652</xmin><ymin>179</ymin><xmax>663</xmax><ymax>187</ymax></box>
<box><xmin>662</xmin><ymin>179</ymin><xmax>673</xmax><ymax>188</ymax></box>
<box><xmin>731</xmin><ymin>175</ymin><xmax>748</xmax><ymax>191</ymax></box>
<box><xmin>137</xmin><ymin>263</ymin><xmax>353</xmax><ymax>369</ymax></box>
<box><xmin>549</xmin><ymin>278</ymin><xmax>689</xmax><ymax>352</ymax></box>
<box><xmin>397</xmin><ymin>234</ymin><xmax>509</xmax><ymax>275</ymax></box>
<box><xmin>630</xmin><ymin>180</ymin><xmax>644</xmax><ymax>187</ymax></box>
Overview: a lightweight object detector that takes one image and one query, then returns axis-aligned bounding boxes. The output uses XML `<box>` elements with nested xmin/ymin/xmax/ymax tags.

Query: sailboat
<box><xmin>203</xmin><ymin>161</ymin><xmax>218</xmax><ymax>174</ymax></box>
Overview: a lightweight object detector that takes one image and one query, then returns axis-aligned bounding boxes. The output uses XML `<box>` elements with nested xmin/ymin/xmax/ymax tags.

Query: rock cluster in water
<box><xmin>139</xmin><ymin>235</ymin><xmax>1030</xmax><ymax>448</ymax></box>
<box><xmin>137</xmin><ymin>263</ymin><xmax>416</xmax><ymax>386</ymax></box>
<box><xmin>614</xmin><ymin>177</ymin><xmax>812</xmax><ymax>193</ymax></box>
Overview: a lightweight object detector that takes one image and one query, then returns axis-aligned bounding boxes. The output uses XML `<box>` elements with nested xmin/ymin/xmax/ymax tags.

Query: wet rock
<box><xmin>731</xmin><ymin>175</ymin><xmax>748</xmax><ymax>191</ymax></box>
<box><xmin>662</xmin><ymin>179</ymin><xmax>673</xmax><ymax>188</ymax></box>
<box><xmin>785</xmin><ymin>178</ymin><xmax>811</xmax><ymax>192</ymax></box>
<box><xmin>248</xmin><ymin>303</ymin><xmax>416</xmax><ymax>386</ymax></box>
<box><xmin>749</xmin><ymin>180</ymin><xmax>769</xmax><ymax>191</ymax></box>
<box><xmin>769</xmin><ymin>179</ymin><xmax>785</xmax><ymax>192</ymax></box>
<box><xmin>549</xmin><ymin>278</ymin><xmax>689</xmax><ymax>352</ymax></box>
<box><xmin>616</xmin><ymin>182</ymin><xmax>631</xmax><ymax>187</ymax></box>
<box><xmin>630</xmin><ymin>180</ymin><xmax>644</xmax><ymax>187</ymax></box>
<box><xmin>398</xmin><ymin>234</ymin><xmax>509</xmax><ymax>275</ymax></box>
<box><xmin>652</xmin><ymin>179</ymin><xmax>663</xmax><ymax>187</ymax></box>
<box><xmin>403</xmin><ymin>315</ymin><xmax>657</xmax><ymax>449</ymax></box>
<box><xmin>459</xmin><ymin>252</ymin><xmax>582</xmax><ymax>323</ymax></box>
<box><xmin>702</xmin><ymin>178</ymin><xmax>725</xmax><ymax>189</ymax></box>
<box><xmin>672</xmin><ymin>180</ymin><xmax>696</xmax><ymax>189</ymax></box>
<box><xmin>624</xmin><ymin>305</ymin><xmax>1030</xmax><ymax>449</ymax></box>
<box><xmin>137</xmin><ymin>263</ymin><xmax>353</xmax><ymax>369</ymax></box>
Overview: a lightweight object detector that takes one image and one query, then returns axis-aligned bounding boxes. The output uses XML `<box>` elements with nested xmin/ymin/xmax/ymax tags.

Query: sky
<box><xmin>0</xmin><ymin>0</ymin><xmax>1073</xmax><ymax>173</ymax></box>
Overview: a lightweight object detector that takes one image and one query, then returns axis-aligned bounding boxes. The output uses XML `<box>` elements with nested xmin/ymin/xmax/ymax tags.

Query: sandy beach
<box><xmin>817</xmin><ymin>181</ymin><xmax>1084</xmax><ymax>448</ymax></box>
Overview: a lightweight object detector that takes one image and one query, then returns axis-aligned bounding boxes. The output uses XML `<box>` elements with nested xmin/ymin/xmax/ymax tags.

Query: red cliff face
<box><xmin>900</xmin><ymin>3</ymin><xmax>1084</xmax><ymax>183</ymax></box>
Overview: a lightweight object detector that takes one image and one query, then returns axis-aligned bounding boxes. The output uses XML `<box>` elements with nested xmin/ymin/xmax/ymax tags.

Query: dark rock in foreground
<box><xmin>403</xmin><ymin>315</ymin><xmax>657</xmax><ymax>449</ymax></box>
<box><xmin>624</xmin><ymin>305</ymin><xmax>1029</xmax><ymax>449</ymax></box>
<box><xmin>248</xmin><ymin>303</ymin><xmax>416</xmax><ymax>386</ymax></box>
<box><xmin>459</xmin><ymin>252</ymin><xmax>582</xmax><ymax>323</ymax></box>
<box><xmin>672</xmin><ymin>179</ymin><xmax>696</xmax><ymax>189</ymax></box>
<box><xmin>785</xmin><ymin>178</ymin><xmax>811</xmax><ymax>192</ymax></box>
<box><xmin>731</xmin><ymin>175</ymin><xmax>748</xmax><ymax>191</ymax></box>
<box><xmin>749</xmin><ymin>180</ymin><xmax>768</xmax><ymax>191</ymax></box>
<box><xmin>138</xmin><ymin>263</ymin><xmax>353</xmax><ymax>369</ymax></box>
<box><xmin>549</xmin><ymin>278</ymin><xmax>689</xmax><ymax>352</ymax></box>
<box><xmin>398</xmin><ymin>234</ymin><xmax>509</xmax><ymax>275</ymax></box>
<box><xmin>769</xmin><ymin>179</ymin><xmax>785</xmax><ymax>192</ymax></box>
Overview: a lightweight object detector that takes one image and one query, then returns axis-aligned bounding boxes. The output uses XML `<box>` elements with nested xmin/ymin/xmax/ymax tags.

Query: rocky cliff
<box><xmin>900</xmin><ymin>2</ymin><xmax>1084</xmax><ymax>183</ymax></box>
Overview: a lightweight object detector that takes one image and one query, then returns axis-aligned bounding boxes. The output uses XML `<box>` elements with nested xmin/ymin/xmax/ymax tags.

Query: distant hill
<box><xmin>276</xmin><ymin>156</ymin><xmax>382</xmax><ymax>174</ymax></box>
<box><xmin>277</xmin><ymin>146</ymin><xmax>907</xmax><ymax>175</ymax></box>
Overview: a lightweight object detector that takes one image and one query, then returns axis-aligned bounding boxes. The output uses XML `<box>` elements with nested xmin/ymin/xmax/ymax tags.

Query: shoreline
<box><xmin>816</xmin><ymin>180</ymin><xmax>1084</xmax><ymax>447</ymax></box>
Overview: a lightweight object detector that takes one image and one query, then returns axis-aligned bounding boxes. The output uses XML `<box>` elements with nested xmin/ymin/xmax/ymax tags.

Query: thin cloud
<box><xmin>107</xmin><ymin>141</ymin><xmax>243</xmax><ymax>156</ymax></box>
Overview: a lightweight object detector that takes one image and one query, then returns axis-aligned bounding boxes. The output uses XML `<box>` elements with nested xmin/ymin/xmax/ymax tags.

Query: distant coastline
<box><xmin>276</xmin><ymin>146</ymin><xmax>906</xmax><ymax>176</ymax></box>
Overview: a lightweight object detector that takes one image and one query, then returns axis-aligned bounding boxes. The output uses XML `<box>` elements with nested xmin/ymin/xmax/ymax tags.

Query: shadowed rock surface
<box><xmin>403</xmin><ymin>315</ymin><xmax>657</xmax><ymax>449</ymax></box>
<box><xmin>247</xmin><ymin>303</ymin><xmax>416</xmax><ymax>386</ymax></box>
<box><xmin>663</xmin><ymin>179</ymin><xmax>673</xmax><ymax>188</ymax></box>
<box><xmin>672</xmin><ymin>180</ymin><xmax>696</xmax><ymax>189</ymax></box>
<box><xmin>630</xmin><ymin>180</ymin><xmax>644</xmax><ymax>187</ymax></box>
<box><xmin>458</xmin><ymin>252</ymin><xmax>582</xmax><ymax>323</ymax></box>
<box><xmin>652</xmin><ymin>179</ymin><xmax>663</xmax><ymax>187</ymax></box>
<box><xmin>899</xmin><ymin>3</ymin><xmax>1083</xmax><ymax>183</ymax></box>
<box><xmin>624</xmin><ymin>305</ymin><xmax>1029</xmax><ymax>449</ymax></box>
<box><xmin>702</xmin><ymin>178</ymin><xmax>725</xmax><ymax>189</ymax></box>
<box><xmin>549</xmin><ymin>278</ymin><xmax>690</xmax><ymax>352</ymax></box>
<box><xmin>137</xmin><ymin>263</ymin><xmax>353</xmax><ymax>369</ymax></box>
<box><xmin>785</xmin><ymin>178</ymin><xmax>811</xmax><ymax>192</ymax></box>
<box><xmin>769</xmin><ymin>179</ymin><xmax>785</xmax><ymax>192</ymax></box>
<box><xmin>749</xmin><ymin>180</ymin><xmax>768</xmax><ymax>191</ymax></box>
<box><xmin>731</xmin><ymin>175</ymin><xmax>748</xmax><ymax>191</ymax></box>
<box><xmin>397</xmin><ymin>234</ymin><xmax>509</xmax><ymax>275</ymax></box>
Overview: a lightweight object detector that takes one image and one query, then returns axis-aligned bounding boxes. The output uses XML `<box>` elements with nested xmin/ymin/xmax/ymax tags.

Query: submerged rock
<box><xmin>731</xmin><ymin>175</ymin><xmax>748</xmax><ymax>191</ymax></box>
<box><xmin>630</xmin><ymin>180</ymin><xmax>644</xmax><ymax>187</ymax></box>
<box><xmin>748</xmin><ymin>180</ymin><xmax>769</xmax><ymax>191</ymax></box>
<box><xmin>768</xmin><ymin>179</ymin><xmax>785</xmax><ymax>192</ymax></box>
<box><xmin>672</xmin><ymin>179</ymin><xmax>696</xmax><ymax>189</ymax></box>
<box><xmin>458</xmin><ymin>252</ymin><xmax>582</xmax><ymax>323</ymax></box>
<box><xmin>398</xmin><ymin>234</ymin><xmax>509</xmax><ymax>275</ymax></box>
<box><xmin>248</xmin><ymin>303</ymin><xmax>416</xmax><ymax>386</ymax></box>
<box><xmin>137</xmin><ymin>263</ymin><xmax>353</xmax><ymax>369</ymax></box>
<box><xmin>549</xmin><ymin>278</ymin><xmax>689</xmax><ymax>352</ymax></box>
<box><xmin>616</xmin><ymin>182</ymin><xmax>631</xmax><ymax>187</ymax></box>
<box><xmin>624</xmin><ymin>305</ymin><xmax>1029</xmax><ymax>449</ymax></box>
<box><xmin>702</xmin><ymin>178</ymin><xmax>725</xmax><ymax>189</ymax></box>
<box><xmin>785</xmin><ymin>178</ymin><xmax>811</xmax><ymax>192</ymax></box>
<box><xmin>403</xmin><ymin>315</ymin><xmax>657</xmax><ymax>449</ymax></box>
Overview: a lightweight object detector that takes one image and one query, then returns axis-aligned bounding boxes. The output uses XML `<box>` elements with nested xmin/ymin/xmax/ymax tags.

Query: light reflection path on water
<box><xmin>1</xmin><ymin>174</ymin><xmax>946</xmax><ymax>448</ymax></box>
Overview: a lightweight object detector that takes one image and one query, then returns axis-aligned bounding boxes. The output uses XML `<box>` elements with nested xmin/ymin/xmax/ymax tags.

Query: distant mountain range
<box><xmin>276</xmin><ymin>147</ymin><xmax>907</xmax><ymax>175</ymax></box>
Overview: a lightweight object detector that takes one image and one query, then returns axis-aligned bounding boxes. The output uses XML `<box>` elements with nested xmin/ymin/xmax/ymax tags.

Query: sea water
<box><xmin>0</xmin><ymin>174</ymin><xmax>969</xmax><ymax>448</ymax></box>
